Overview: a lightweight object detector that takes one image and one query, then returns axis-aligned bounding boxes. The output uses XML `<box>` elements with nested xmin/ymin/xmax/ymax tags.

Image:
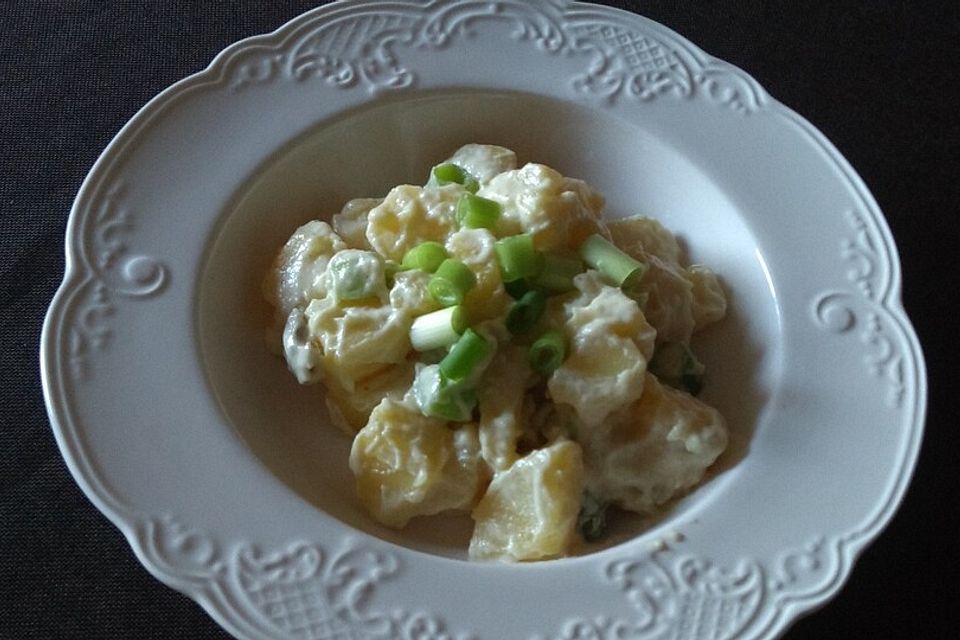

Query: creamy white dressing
<box><xmin>325</xmin><ymin>249</ymin><xmax>388</xmax><ymax>303</ymax></box>
<box><xmin>446</xmin><ymin>143</ymin><xmax>517</xmax><ymax>183</ymax></box>
<box><xmin>281</xmin><ymin>308</ymin><xmax>322</xmax><ymax>384</ymax></box>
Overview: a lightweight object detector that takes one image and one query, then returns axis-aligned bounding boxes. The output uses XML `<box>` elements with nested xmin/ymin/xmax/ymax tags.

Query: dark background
<box><xmin>2</xmin><ymin>1</ymin><xmax>957</xmax><ymax>638</ymax></box>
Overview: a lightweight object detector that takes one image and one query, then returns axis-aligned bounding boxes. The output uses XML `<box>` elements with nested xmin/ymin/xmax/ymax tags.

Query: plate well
<box><xmin>196</xmin><ymin>90</ymin><xmax>781</xmax><ymax>559</ymax></box>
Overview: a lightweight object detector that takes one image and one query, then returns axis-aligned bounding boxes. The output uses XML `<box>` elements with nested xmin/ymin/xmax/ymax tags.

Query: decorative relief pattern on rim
<box><xmin>227</xmin><ymin>0</ymin><xmax>766</xmax><ymax>112</ymax></box>
<box><xmin>68</xmin><ymin>182</ymin><xmax>168</xmax><ymax>381</ymax></box>
<box><xmin>137</xmin><ymin>517</ymin><xmax>474</xmax><ymax>640</ymax></box>
<box><xmin>538</xmin><ymin>537</ymin><xmax>832</xmax><ymax>640</ymax></box>
<box><xmin>140</xmin><ymin>515</ymin><xmax>225</xmax><ymax>585</ymax></box>
<box><xmin>139</xmin><ymin>514</ymin><xmax>831</xmax><ymax>640</ymax></box>
<box><xmin>811</xmin><ymin>209</ymin><xmax>905</xmax><ymax>408</ymax></box>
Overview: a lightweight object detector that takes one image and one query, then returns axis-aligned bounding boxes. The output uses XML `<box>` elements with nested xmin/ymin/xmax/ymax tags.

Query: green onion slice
<box><xmin>505</xmin><ymin>289</ymin><xmax>546</xmax><ymax>334</ymax></box>
<box><xmin>577</xmin><ymin>492</ymin><xmax>609</xmax><ymax>542</ymax></box>
<box><xmin>456</xmin><ymin>193</ymin><xmax>502</xmax><ymax>230</ymax></box>
<box><xmin>409</xmin><ymin>306</ymin><xmax>467</xmax><ymax>352</ymax></box>
<box><xmin>578</xmin><ymin>234</ymin><xmax>647</xmax><ymax>291</ymax></box>
<box><xmin>412</xmin><ymin>363</ymin><xmax>477</xmax><ymax>422</ymax></box>
<box><xmin>528</xmin><ymin>329</ymin><xmax>567</xmax><ymax>376</ymax></box>
<box><xmin>648</xmin><ymin>341</ymin><xmax>706</xmax><ymax>396</ymax></box>
<box><xmin>431</xmin><ymin>163</ymin><xmax>467</xmax><ymax>185</ymax></box>
<box><xmin>439</xmin><ymin>328</ymin><xmax>494</xmax><ymax>384</ymax></box>
<box><xmin>494</xmin><ymin>234</ymin><xmax>543</xmax><ymax>283</ymax></box>
<box><xmin>429</xmin><ymin>385</ymin><xmax>477</xmax><ymax>422</ymax></box>
<box><xmin>431</xmin><ymin>163</ymin><xmax>479</xmax><ymax>192</ymax></box>
<box><xmin>401</xmin><ymin>241</ymin><xmax>448</xmax><ymax>273</ymax></box>
<box><xmin>428</xmin><ymin>258</ymin><xmax>476</xmax><ymax>307</ymax></box>
<box><xmin>530</xmin><ymin>253</ymin><xmax>584</xmax><ymax>293</ymax></box>
<box><xmin>503</xmin><ymin>278</ymin><xmax>532</xmax><ymax>300</ymax></box>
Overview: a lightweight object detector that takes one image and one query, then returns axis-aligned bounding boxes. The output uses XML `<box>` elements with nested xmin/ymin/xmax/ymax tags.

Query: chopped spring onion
<box><xmin>456</xmin><ymin>193</ymin><xmax>501</xmax><ymax>229</ymax></box>
<box><xmin>494</xmin><ymin>234</ymin><xmax>543</xmax><ymax>283</ymax></box>
<box><xmin>503</xmin><ymin>278</ymin><xmax>532</xmax><ymax>300</ymax></box>
<box><xmin>326</xmin><ymin>249</ymin><xmax>385</xmax><ymax>301</ymax></box>
<box><xmin>530</xmin><ymin>253</ymin><xmax>584</xmax><ymax>293</ymax></box>
<box><xmin>648</xmin><ymin>341</ymin><xmax>706</xmax><ymax>395</ymax></box>
<box><xmin>505</xmin><ymin>289</ymin><xmax>546</xmax><ymax>334</ymax></box>
<box><xmin>431</xmin><ymin>163</ymin><xmax>479</xmax><ymax>193</ymax></box>
<box><xmin>401</xmin><ymin>241</ymin><xmax>448</xmax><ymax>273</ymax></box>
<box><xmin>439</xmin><ymin>328</ymin><xmax>493</xmax><ymax>384</ymax></box>
<box><xmin>409</xmin><ymin>306</ymin><xmax>467</xmax><ymax>352</ymax></box>
<box><xmin>413</xmin><ymin>328</ymin><xmax>494</xmax><ymax>421</ymax></box>
<box><xmin>528</xmin><ymin>329</ymin><xmax>567</xmax><ymax>376</ymax></box>
<box><xmin>578</xmin><ymin>234</ymin><xmax>647</xmax><ymax>292</ymax></box>
<box><xmin>432</xmin><ymin>385</ymin><xmax>477</xmax><ymax>422</ymax></box>
<box><xmin>432</xmin><ymin>163</ymin><xmax>467</xmax><ymax>184</ymax></box>
<box><xmin>412</xmin><ymin>363</ymin><xmax>476</xmax><ymax>422</ymax></box>
<box><xmin>577</xmin><ymin>492</ymin><xmax>609</xmax><ymax>542</ymax></box>
<box><xmin>428</xmin><ymin>258</ymin><xmax>476</xmax><ymax>306</ymax></box>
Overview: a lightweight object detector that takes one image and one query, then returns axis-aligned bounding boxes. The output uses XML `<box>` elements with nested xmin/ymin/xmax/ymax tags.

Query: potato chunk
<box><xmin>546</xmin><ymin>272</ymin><xmax>656</xmax><ymax>429</ymax></box>
<box><xmin>265</xmin><ymin>220</ymin><xmax>347</xmax><ymax>317</ymax></box>
<box><xmin>638</xmin><ymin>256</ymin><xmax>697</xmax><ymax>345</ymax></box>
<box><xmin>350</xmin><ymin>399</ymin><xmax>484</xmax><ymax>528</ymax></box>
<box><xmin>444</xmin><ymin>143</ymin><xmax>517</xmax><ymax>184</ymax></box>
<box><xmin>479</xmin><ymin>163</ymin><xmax>606</xmax><ymax>252</ymax></box>
<box><xmin>608</xmin><ymin>215</ymin><xmax>727</xmax><ymax>342</ymax></box>
<box><xmin>548</xmin><ymin>331</ymin><xmax>646</xmax><ymax>430</ymax></box>
<box><xmin>688</xmin><ymin>265</ymin><xmax>727</xmax><ymax>329</ymax></box>
<box><xmin>365</xmin><ymin>184</ymin><xmax>460</xmax><ymax>261</ymax></box>
<box><xmin>469</xmin><ymin>440</ymin><xmax>584</xmax><ymax>561</ymax></box>
<box><xmin>445</xmin><ymin>228</ymin><xmax>510</xmax><ymax>323</ymax></box>
<box><xmin>325</xmin><ymin>361</ymin><xmax>415</xmax><ymax>435</ymax></box>
<box><xmin>305</xmin><ymin>297</ymin><xmax>411</xmax><ymax>391</ymax></box>
<box><xmin>332</xmin><ymin>197</ymin><xmax>380</xmax><ymax>250</ymax></box>
<box><xmin>476</xmin><ymin>343</ymin><xmax>535</xmax><ymax>472</ymax></box>
<box><xmin>607</xmin><ymin>215</ymin><xmax>682</xmax><ymax>265</ymax></box>
<box><xmin>585</xmin><ymin>373</ymin><xmax>727</xmax><ymax>515</ymax></box>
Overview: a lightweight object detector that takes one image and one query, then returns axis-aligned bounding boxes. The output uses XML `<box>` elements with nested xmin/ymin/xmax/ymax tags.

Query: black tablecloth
<box><xmin>2</xmin><ymin>2</ymin><xmax>957</xmax><ymax>638</ymax></box>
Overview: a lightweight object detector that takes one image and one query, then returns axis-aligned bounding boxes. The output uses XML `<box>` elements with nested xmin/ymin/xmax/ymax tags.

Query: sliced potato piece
<box><xmin>546</xmin><ymin>272</ymin><xmax>654</xmax><ymax>429</ymax></box>
<box><xmin>548</xmin><ymin>330</ymin><xmax>646</xmax><ymax>430</ymax></box>
<box><xmin>638</xmin><ymin>255</ymin><xmax>696</xmax><ymax>345</ymax></box>
<box><xmin>350</xmin><ymin>399</ymin><xmax>484</xmax><ymax>528</ymax></box>
<box><xmin>444</xmin><ymin>143</ymin><xmax>517</xmax><ymax>184</ymax></box>
<box><xmin>305</xmin><ymin>297</ymin><xmax>412</xmax><ymax>392</ymax></box>
<box><xmin>365</xmin><ymin>184</ymin><xmax>460</xmax><ymax>261</ymax></box>
<box><xmin>325</xmin><ymin>361</ymin><xmax>415</xmax><ymax>434</ymax></box>
<box><xmin>469</xmin><ymin>440</ymin><xmax>584</xmax><ymax>561</ymax></box>
<box><xmin>264</xmin><ymin>220</ymin><xmax>347</xmax><ymax>332</ymax></box>
<box><xmin>477</xmin><ymin>343</ymin><xmax>535</xmax><ymax>472</ymax></box>
<box><xmin>446</xmin><ymin>228</ymin><xmax>510</xmax><ymax>323</ymax></box>
<box><xmin>688</xmin><ymin>264</ymin><xmax>727</xmax><ymax>329</ymax></box>
<box><xmin>607</xmin><ymin>215</ymin><xmax>682</xmax><ymax>265</ymax></box>
<box><xmin>479</xmin><ymin>163</ymin><xmax>606</xmax><ymax>253</ymax></box>
<box><xmin>585</xmin><ymin>373</ymin><xmax>727</xmax><ymax>515</ymax></box>
<box><xmin>332</xmin><ymin>197</ymin><xmax>380</xmax><ymax>250</ymax></box>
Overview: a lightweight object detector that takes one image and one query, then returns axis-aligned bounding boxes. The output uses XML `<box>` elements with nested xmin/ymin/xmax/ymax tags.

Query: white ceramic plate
<box><xmin>42</xmin><ymin>1</ymin><xmax>926</xmax><ymax>638</ymax></box>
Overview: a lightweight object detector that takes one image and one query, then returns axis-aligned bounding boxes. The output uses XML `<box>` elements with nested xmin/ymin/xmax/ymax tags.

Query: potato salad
<box><xmin>264</xmin><ymin>144</ymin><xmax>729</xmax><ymax>561</ymax></box>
